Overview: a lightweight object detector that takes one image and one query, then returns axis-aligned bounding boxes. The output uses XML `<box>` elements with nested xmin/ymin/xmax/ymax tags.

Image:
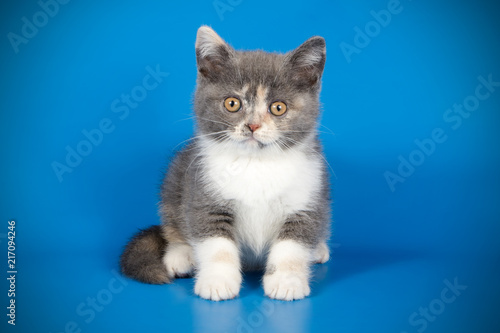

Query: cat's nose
<box><xmin>247</xmin><ymin>124</ymin><xmax>261</xmax><ymax>132</ymax></box>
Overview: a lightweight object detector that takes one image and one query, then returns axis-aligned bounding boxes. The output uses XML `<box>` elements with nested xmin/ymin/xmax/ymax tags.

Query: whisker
<box><xmin>196</xmin><ymin>116</ymin><xmax>233</xmax><ymax>128</ymax></box>
<box><xmin>172</xmin><ymin>115</ymin><xmax>196</xmax><ymax>125</ymax></box>
<box><xmin>318</xmin><ymin>124</ymin><xmax>336</xmax><ymax>136</ymax></box>
<box><xmin>193</xmin><ymin>134</ymin><xmax>231</xmax><ymax>181</ymax></box>
<box><xmin>171</xmin><ymin>130</ymin><xmax>231</xmax><ymax>151</ymax></box>
<box><xmin>281</xmin><ymin>136</ymin><xmax>337</xmax><ymax>179</ymax></box>
<box><xmin>281</xmin><ymin>129</ymin><xmax>334</xmax><ymax>136</ymax></box>
<box><xmin>185</xmin><ymin>135</ymin><xmax>229</xmax><ymax>176</ymax></box>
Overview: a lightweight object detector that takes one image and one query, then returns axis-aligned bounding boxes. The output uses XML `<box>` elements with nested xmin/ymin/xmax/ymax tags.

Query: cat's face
<box><xmin>193</xmin><ymin>26</ymin><xmax>326</xmax><ymax>153</ymax></box>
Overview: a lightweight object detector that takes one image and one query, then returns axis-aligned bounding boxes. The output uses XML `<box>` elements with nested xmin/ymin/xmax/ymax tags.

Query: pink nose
<box><xmin>248</xmin><ymin>124</ymin><xmax>261</xmax><ymax>132</ymax></box>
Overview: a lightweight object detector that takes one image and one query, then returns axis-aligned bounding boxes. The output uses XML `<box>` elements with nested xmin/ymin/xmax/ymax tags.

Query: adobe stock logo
<box><xmin>51</xmin><ymin>64</ymin><xmax>169</xmax><ymax>182</ymax></box>
<box><xmin>213</xmin><ymin>0</ymin><xmax>243</xmax><ymax>21</ymax></box>
<box><xmin>7</xmin><ymin>0</ymin><xmax>71</xmax><ymax>54</ymax></box>
<box><xmin>384</xmin><ymin>74</ymin><xmax>499</xmax><ymax>192</ymax></box>
<box><xmin>49</xmin><ymin>270</ymin><xmax>128</xmax><ymax>333</ymax></box>
<box><xmin>339</xmin><ymin>0</ymin><xmax>407</xmax><ymax>63</ymax></box>
<box><xmin>236</xmin><ymin>300</ymin><xmax>275</xmax><ymax>333</ymax></box>
<box><xmin>401</xmin><ymin>277</ymin><xmax>467</xmax><ymax>333</ymax></box>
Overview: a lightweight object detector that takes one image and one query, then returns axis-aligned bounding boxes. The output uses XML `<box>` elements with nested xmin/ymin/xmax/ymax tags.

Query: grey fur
<box><xmin>120</xmin><ymin>225</ymin><xmax>169</xmax><ymax>284</ymax></box>
<box><xmin>120</xmin><ymin>26</ymin><xmax>331</xmax><ymax>285</ymax></box>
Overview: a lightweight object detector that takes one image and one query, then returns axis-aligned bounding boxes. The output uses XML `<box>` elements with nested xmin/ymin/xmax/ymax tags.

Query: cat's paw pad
<box><xmin>194</xmin><ymin>268</ymin><xmax>241</xmax><ymax>301</ymax></box>
<box><xmin>163</xmin><ymin>244</ymin><xmax>194</xmax><ymax>278</ymax></box>
<box><xmin>263</xmin><ymin>271</ymin><xmax>310</xmax><ymax>301</ymax></box>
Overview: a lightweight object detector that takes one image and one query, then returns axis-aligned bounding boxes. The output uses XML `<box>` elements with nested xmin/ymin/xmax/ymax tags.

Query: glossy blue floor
<box><xmin>6</xmin><ymin>251</ymin><xmax>499</xmax><ymax>332</ymax></box>
<box><xmin>1</xmin><ymin>1</ymin><xmax>499</xmax><ymax>332</ymax></box>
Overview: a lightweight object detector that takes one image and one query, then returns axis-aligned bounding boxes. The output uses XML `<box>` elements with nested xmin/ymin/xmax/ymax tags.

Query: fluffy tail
<box><xmin>120</xmin><ymin>225</ymin><xmax>170</xmax><ymax>284</ymax></box>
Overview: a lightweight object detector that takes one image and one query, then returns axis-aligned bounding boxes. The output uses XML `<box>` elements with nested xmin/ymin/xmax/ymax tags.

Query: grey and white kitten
<box><xmin>120</xmin><ymin>26</ymin><xmax>331</xmax><ymax>301</ymax></box>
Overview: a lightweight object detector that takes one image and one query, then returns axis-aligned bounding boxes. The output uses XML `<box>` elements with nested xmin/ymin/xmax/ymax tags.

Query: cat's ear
<box><xmin>286</xmin><ymin>36</ymin><xmax>326</xmax><ymax>88</ymax></box>
<box><xmin>195</xmin><ymin>26</ymin><xmax>235</xmax><ymax>80</ymax></box>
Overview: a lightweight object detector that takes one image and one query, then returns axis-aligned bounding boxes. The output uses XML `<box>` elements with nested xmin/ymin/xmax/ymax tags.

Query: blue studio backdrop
<box><xmin>1</xmin><ymin>0</ymin><xmax>499</xmax><ymax>332</ymax></box>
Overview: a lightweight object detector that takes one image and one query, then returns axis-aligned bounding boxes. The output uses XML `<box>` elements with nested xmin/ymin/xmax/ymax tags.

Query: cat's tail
<box><xmin>120</xmin><ymin>225</ymin><xmax>171</xmax><ymax>284</ymax></box>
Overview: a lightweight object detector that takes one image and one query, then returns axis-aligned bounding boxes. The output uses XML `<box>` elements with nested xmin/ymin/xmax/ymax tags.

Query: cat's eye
<box><xmin>269</xmin><ymin>101</ymin><xmax>287</xmax><ymax>116</ymax></box>
<box><xmin>224</xmin><ymin>97</ymin><xmax>241</xmax><ymax>112</ymax></box>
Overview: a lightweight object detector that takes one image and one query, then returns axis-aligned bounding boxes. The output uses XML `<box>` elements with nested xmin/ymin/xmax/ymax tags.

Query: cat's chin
<box><xmin>238</xmin><ymin>137</ymin><xmax>269</xmax><ymax>150</ymax></box>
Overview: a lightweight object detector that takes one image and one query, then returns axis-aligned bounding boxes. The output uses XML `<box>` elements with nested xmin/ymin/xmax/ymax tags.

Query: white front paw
<box><xmin>163</xmin><ymin>244</ymin><xmax>194</xmax><ymax>278</ymax></box>
<box><xmin>263</xmin><ymin>271</ymin><xmax>310</xmax><ymax>301</ymax></box>
<box><xmin>313</xmin><ymin>242</ymin><xmax>330</xmax><ymax>264</ymax></box>
<box><xmin>195</xmin><ymin>267</ymin><xmax>242</xmax><ymax>301</ymax></box>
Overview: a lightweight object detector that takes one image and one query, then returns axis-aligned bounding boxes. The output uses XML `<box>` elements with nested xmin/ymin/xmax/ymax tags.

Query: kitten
<box><xmin>120</xmin><ymin>26</ymin><xmax>331</xmax><ymax>301</ymax></box>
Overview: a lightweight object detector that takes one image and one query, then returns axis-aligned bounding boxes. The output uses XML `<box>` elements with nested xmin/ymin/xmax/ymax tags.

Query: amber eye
<box><xmin>269</xmin><ymin>101</ymin><xmax>287</xmax><ymax>116</ymax></box>
<box><xmin>224</xmin><ymin>97</ymin><xmax>241</xmax><ymax>112</ymax></box>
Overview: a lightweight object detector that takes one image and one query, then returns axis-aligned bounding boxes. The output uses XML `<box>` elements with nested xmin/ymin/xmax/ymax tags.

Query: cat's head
<box><xmin>193</xmin><ymin>26</ymin><xmax>326</xmax><ymax>153</ymax></box>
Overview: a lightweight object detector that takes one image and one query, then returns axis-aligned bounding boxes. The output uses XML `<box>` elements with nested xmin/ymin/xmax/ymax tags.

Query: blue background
<box><xmin>1</xmin><ymin>0</ymin><xmax>499</xmax><ymax>332</ymax></box>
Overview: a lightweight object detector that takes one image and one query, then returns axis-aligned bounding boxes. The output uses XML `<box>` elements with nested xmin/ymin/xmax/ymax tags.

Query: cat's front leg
<box><xmin>263</xmin><ymin>239</ymin><xmax>312</xmax><ymax>301</ymax></box>
<box><xmin>264</xmin><ymin>213</ymin><xmax>327</xmax><ymax>301</ymax></box>
<box><xmin>194</xmin><ymin>237</ymin><xmax>241</xmax><ymax>301</ymax></box>
<box><xmin>191</xmin><ymin>207</ymin><xmax>242</xmax><ymax>301</ymax></box>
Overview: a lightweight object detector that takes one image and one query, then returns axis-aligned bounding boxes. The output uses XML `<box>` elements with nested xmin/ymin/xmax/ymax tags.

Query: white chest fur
<box><xmin>200</xmin><ymin>140</ymin><xmax>323</xmax><ymax>261</ymax></box>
